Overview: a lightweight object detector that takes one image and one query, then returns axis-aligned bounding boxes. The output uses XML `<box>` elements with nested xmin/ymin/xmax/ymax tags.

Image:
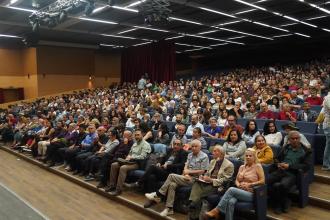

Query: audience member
<box><xmin>203</xmin><ymin>148</ymin><xmax>265</xmax><ymax>220</ymax></box>
<box><xmin>144</xmin><ymin>140</ymin><xmax>209</xmax><ymax>217</ymax></box>
<box><xmin>268</xmin><ymin>131</ymin><xmax>312</xmax><ymax>214</ymax></box>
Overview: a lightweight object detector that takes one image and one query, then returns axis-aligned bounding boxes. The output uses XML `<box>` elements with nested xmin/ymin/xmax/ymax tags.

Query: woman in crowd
<box><xmin>203</xmin><ymin>148</ymin><xmax>265</xmax><ymax>220</ymax></box>
<box><xmin>225</xmin><ymin>98</ymin><xmax>235</xmax><ymax>110</ymax></box>
<box><xmin>263</xmin><ymin>121</ymin><xmax>282</xmax><ymax>148</ymax></box>
<box><xmin>268</xmin><ymin>96</ymin><xmax>281</xmax><ymax>113</ymax></box>
<box><xmin>223</xmin><ymin>130</ymin><xmax>247</xmax><ymax>161</ymax></box>
<box><xmin>152</xmin><ymin>122</ymin><xmax>171</xmax><ymax>155</ymax></box>
<box><xmin>252</xmin><ymin>135</ymin><xmax>274</xmax><ymax>164</ymax></box>
<box><xmin>217</xmin><ymin>110</ymin><xmax>229</xmax><ymax>127</ymax></box>
<box><xmin>242</xmin><ymin>119</ymin><xmax>260</xmax><ymax>147</ymax></box>
<box><xmin>179</xmin><ymin>106</ymin><xmax>190</xmax><ymax>124</ymax></box>
<box><xmin>244</xmin><ymin>104</ymin><xmax>258</xmax><ymax>119</ymax></box>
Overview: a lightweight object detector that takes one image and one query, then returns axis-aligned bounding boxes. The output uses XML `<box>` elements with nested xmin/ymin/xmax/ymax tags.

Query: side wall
<box><xmin>0</xmin><ymin>46</ymin><xmax>121</xmax><ymax>99</ymax></box>
<box><xmin>0</xmin><ymin>48</ymin><xmax>38</xmax><ymax>99</ymax></box>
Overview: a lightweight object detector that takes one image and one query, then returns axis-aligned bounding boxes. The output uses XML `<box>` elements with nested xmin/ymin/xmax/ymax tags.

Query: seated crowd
<box><xmin>0</xmin><ymin>60</ymin><xmax>329</xmax><ymax>219</ymax></box>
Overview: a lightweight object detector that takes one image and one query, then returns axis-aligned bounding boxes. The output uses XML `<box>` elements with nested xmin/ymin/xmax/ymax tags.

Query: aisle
<box><xmin>0</xmin><ymin>150</ymin><xmax>153</xmax><ymax>220</ymax></box>
<box><xmin>0</xmin><ymin>182</ymin><xmax>46</xmax><ymax>220</ymax></box>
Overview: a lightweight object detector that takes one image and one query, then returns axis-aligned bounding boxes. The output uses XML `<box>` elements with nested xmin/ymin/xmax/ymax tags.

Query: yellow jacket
<box><xmin>252</xmin><ymin>145</ymin><xmax>274</xmax><ymax>164</ymax></box>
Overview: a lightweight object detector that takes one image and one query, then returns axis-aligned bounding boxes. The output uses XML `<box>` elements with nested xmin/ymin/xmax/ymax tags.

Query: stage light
<box><xmin>22</xmin><ymin>32</ymin><xmax>39</xmax><ymax>47</ymax></box>
<box><xmin>59</xmin><ymin>11</ymin><xmax>67</xmax><ymax>23</ymax></box>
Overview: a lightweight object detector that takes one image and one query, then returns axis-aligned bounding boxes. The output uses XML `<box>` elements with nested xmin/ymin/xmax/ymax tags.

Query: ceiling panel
<box><xmin>0</xmin><ymin>0</ymin><xmax>329</xmax><ymax>55</ymax></box>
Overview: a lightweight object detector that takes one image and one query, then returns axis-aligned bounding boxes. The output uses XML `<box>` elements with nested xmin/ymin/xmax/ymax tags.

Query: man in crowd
<box><xmin>186</xmin><ymin>114</ymin><xmax>204</xmax><ymax>136</ymax></box>
<box><xmin>144</xmin><ymin>140</ymin><xmax>209</xmax><ymax>217</ymax></box>
<box><xmin>220</xmin><ymin>115</ymin><xmax>244</xmax><ymax>139</ymax></box>
<box><xmin>257</xmin><ymin>102</ymin><xmax>276</xmax><ymax>120</ymax></box>
<box><xmin>105</xmin><ymin>129</ymin><xmax>151</xmax><ymax>196</ymax></box>
<box><xmin>268</xmin><ymin>131</ymin><xmax>312</xmax><ymax>214</ymax></box>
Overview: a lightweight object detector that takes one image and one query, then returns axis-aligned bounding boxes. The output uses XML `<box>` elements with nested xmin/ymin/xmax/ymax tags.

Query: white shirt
<box><xmin>186</xmin><ymin>122</ymin><xmax>204</xmax><ymax>136</ymax></box>
<box><xmin>323</xmin><ymin>92</ymin><xmax>330</xmax><ymax>129</ymax></box>
<box><xmin>264</xmin><ymin>132</ymin><xmax>283</xmax><ymax>146</ymax></box>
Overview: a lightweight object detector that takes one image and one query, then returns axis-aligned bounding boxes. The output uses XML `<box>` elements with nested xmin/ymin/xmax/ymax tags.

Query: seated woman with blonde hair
<box><xmin>252</xmin><ymin>135</ymin><xmax>274</xmax><ymax>164</ymax></box>
<box><xmin>203</xmin><ymin>148</ymin><xmax>265</xmax><ymax>220</ymax></box>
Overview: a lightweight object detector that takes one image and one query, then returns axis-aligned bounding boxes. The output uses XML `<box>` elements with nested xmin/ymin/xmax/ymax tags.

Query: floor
<box><xmin>0</xmin><ymin>183</ymin><xmax>45</xmax><ymax>220</ymax></box>
<box><xmin>1</xmin><ymin>147</ymin><xmax>330</xmax><ymax>220</ymax></box>
<box><xmin>0</xmin><ymin>150</ymin><xmax>153</xmax><ymax>220</ymax></box>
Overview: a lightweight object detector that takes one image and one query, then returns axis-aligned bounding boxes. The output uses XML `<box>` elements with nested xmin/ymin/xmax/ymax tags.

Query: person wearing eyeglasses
<box><xmin>188</xmin><ymin>145</ymin><xmax>234</xmax><ymax>220</ymax></box>
<box><xmin>220</xmin><ymin>115</ymin><xmax>244</xmax><ymax>140</ymax></box>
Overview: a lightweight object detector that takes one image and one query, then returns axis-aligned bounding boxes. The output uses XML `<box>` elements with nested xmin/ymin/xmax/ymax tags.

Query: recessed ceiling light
<box><xmin>234</xmin><ymin>0</ymin><xmax>267</xmax><ymax>11</ymax></box>
<box><xmin>79</xmin><ymin>17</ymin><xmax>118</xmax><ymax>25</ymax></box>
<box><xmin>133</xmin><ymin>42</ymin><xmax>152</xmax><ymax>47</ymax></box>
<box><xmin>7</xmin><ymin>6</ymin><xmax>36</xmax><ymax>12</ymax></box>
<box><xmin>198</xmin><ymin>30</ymin><xmax>219</xmax><ymax>35</ymax></box>
<box><xmin>127</xmin><ymin>0</ymin><xmax>146</xmax><ymax>8</ymax></box>
<box><xmin>101</xmin><ymin>34</ymin><xmax>137</xmax><ymax>40</ymax></box>
<box><xmin>0</xmin><ymin>34</ymin><xmax>21</xmax><ymax>38</ymax></box>
<box><xmin>176</xmin><ymin>43</ymin><xmax>212</xmax><ymax>49</ymax></box>
<box><xmin>169</xmin><ymin>17</ymin><xmax>202</xmax><ymax>25</ymax></box>
<box><xmin>272</xmin><ymin>34</ymin><xmax>293</xmax><ymax>38</ymax></box>
<box><xmin>165</xmin><ymin>36</ymin><xmax>184</xmax><ymax>40</ymax></box>
<box><xmin>117</xmin><ymin>28</ymin><xmax>138</xmax><ymax>35</ymax></box>
<box><xmin>111</xmin><ymin>6</ymin><xmax>138</xmax><ymax>13</ymax></box>
<box><xmin>306</xmin><ymin>15</ymin><xmax>327</xmax><ymax>21</ymax></box>
<box><xmin>199</xmin><ymin>7</ymin><xmax>237</xmax><ymax>18</ymax></box>
<box><xmin>294</xmin><ymin>32</ymin><xmax>311</xmax><ymax>38</ymax></box>
<box><xmin>133</xmin><ymin>26</ymin><xmax>169</xmax><ymax>33</ymax></box>
<box><xmin>185</xmin><ymin>47</ymin><xmax>210</xmax><ymax>52</ymax></box>
<box><xmin>235</xmin><ymin>9</ymin><xmax>256</xmax><ymax>15</ymax></box>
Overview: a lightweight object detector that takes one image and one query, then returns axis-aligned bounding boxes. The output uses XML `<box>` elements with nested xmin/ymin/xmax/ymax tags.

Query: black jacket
<box><xmin>161</xmin><ymin>148</ymin><xmax>188</xmax><ymax>174</ymax></box>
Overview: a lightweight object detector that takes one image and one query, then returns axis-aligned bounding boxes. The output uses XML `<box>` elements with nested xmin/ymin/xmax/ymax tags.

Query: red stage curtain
<box><xmin>121</xmin><ymin>41</ymin><xmax>176</xmax><ymax>83</ymax></box>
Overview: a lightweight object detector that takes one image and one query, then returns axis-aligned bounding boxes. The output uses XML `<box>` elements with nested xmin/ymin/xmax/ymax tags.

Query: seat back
<box><xmin>165</xmin><ymin>121</ymin><xmax>176</xmax><ymax>132</ymax></box>
<box><xmin>310</xmin><ymin>105</ymin><xmax>322</xmax><ymax>113</ymax></box>
<box><xmin>275</xmin><ymin>120</ymin><xmax>289</xmax><ymax>131</ymax></box>
<box><xmin>237</xmin><ymin>118</ymin><xmax>248</xmax><ymax>127</ymax></box>
<box><xmin>296</xmin><ymin>121</ymin><xmax>318</xmax><ymax>134</ymax></box>
<box><xmin>256</xmin><ymin>119</ymin><xmax>269</xmax><ymax>131</ymax></box>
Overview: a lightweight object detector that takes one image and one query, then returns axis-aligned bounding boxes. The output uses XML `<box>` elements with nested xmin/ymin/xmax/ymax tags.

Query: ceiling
<box><xmin>0</xmin><ymin>0</ymin><xmax>330</xmax><ymax>55</ymax></box>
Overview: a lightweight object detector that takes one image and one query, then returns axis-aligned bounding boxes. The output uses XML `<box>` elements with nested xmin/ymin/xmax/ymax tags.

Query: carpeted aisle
<box><xmin>0</xmin><ymin>182</ymin><xmax>47</xmax><ymax>220</ymax></box>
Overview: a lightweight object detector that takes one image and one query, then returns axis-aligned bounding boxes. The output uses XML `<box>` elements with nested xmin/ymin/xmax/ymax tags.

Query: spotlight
<box><xmin>140</xmin><ymin>0</ymin><xmax>171</xmax><ymax>25</ymax></box>
<box><xmin>28</xmin><ymin>0</ymin><xmax>97</xmax><ymax>30</ymax></box>
<box><xmin>22</xmin><ymin>32</ymin><xmax>39</xmax><ymax>47</ymax></box>
<box><xmin>59</xmin><ymin>11</ymin><xmax>67</xmax><ymax>23</ymax></box>
<box><xmin>84</xmin><ymin>1</ymin><xmax>95</xmax><ymax>15</ymax></box>
<box><xmin>109</xmin><ymin>0</ymin><xmax>116</xmax><ymax>6</ymax></box>
<box><xmin>32</xmin><ymin>22</ymin><xmax>39</xmax><ymax>32</ymax></box>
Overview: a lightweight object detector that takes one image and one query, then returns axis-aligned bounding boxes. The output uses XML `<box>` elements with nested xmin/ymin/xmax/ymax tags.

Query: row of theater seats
<box><xmin>125</xmin><ymin>147</ymin><xmax>310</xmax><ymax>220</ymax></box>
<box><xmin>236</xmin><ymin>118</ymin><xmax>320</xmax><ymax>134</ymax></box>
<box><xmin>124</xmin><ymin>118</ymin><xmax>323</xmax><ymax>218</ymax></box>
<box><xmin>162</xmin><ymin>119</ymin><xmax>325</xmax><ymax>165</ymax></box>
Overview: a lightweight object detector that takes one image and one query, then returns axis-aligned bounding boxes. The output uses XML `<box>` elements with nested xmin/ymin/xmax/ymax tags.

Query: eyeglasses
<box><xmin>173</xmin><ymin>142</ymin><xmax>181</xmax><ymax>145</ymax></box>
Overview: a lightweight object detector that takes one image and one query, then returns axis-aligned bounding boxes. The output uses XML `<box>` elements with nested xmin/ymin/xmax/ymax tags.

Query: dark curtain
<box><xmin>121</xmin><ymin>41</ymin><xmax>176</xmax><ymax>83</ymax></box>
<box><xmin>0</xmin><ymin>88</ymin><xmax>4</xmax><ymax>104</ymax></box>
<box><xmin>18</xmin><ymin>88</ymin><xmax>24</xmax><ymax>100</ymax></box>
